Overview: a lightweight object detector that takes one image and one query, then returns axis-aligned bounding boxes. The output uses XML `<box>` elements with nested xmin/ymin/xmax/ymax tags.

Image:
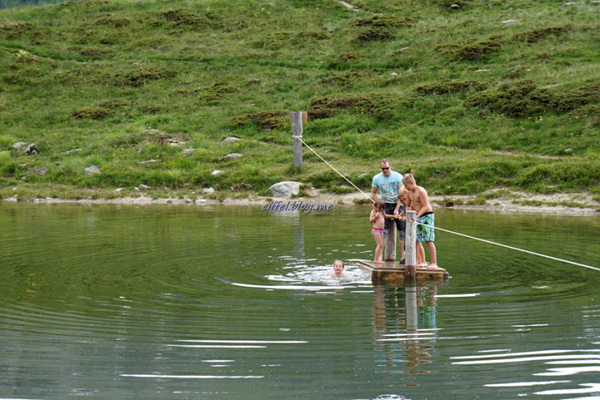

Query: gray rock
<box><xmin>269</xmin><ymin>181</ymin><xmax>302</xmax><ymax>197</ymax></box>
<box><xmin>62</xmin><ymin>148</ymin><xmax>83</xmax><ymax>155</ymax></box>
<box><xmin>211</xmin><ymin>170</ymin><xmax>225</xmax><ymax>176</ymax></box>
<box><xmin>182</xmin><ymin>148</ymin><xmax>195</xmax><ymax>155</ymax></box>
<box><xmin>203</xmin><ymin>187</ymin><xmax>215</xmax><ymax>194</ymax></box>
<box><xmin>25</xmin><ymin>144</ymin><xmax>38</xmax><ymax>155</ymax></box>
<box><xmin>15</xmin><ymin>143</ymin><xmax>38</xmax><ymax>154</ymax></box>
<box><xmin>222</xmin><ymin>137</ymin><xmax>240</xmax><ymax>143</ymax></box>
<box><xmin>27</xmin><ymin>167</ymin><xmax>48</xmax><ymax>175</ymax></box>
<box><xmin>84</xmin><ymin>165</ymin><xmax>101</xmax><ymax>175</ymax></box>
<box><xmin>220</xmin><ymin>153</ymin><xmax>243</xmax><ymax>161</ymax></box>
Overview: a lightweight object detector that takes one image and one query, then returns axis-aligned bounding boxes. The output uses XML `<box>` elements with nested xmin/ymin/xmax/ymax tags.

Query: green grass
<box><xmin>0</xmin><ymin>0</ymin><xmax>598</xmax><ymax>200</ymax></box>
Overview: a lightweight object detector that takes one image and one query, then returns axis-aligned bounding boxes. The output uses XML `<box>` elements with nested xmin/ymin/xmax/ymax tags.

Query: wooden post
<box><xmin>405</xmin><ymin>211</ymin><xmax>417</xmax><ymax>265</ymax></box>
<box><xmin>405</xmin><ymin>210</ymin><xmax>417</xmax><ymax>278</ymax></box>
<box><xmin>291</xmin><ymin>111</ymin><xmax>303</xmax><ymax>169</ymax></box>
<box><xmin>384</xmin><ymin>221</ymin><xmax>396</xmax><ymax>261</ymax></box>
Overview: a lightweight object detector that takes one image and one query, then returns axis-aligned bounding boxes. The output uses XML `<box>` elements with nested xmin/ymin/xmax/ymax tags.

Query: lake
<box><xmin>0</xmin><ymin>202</ymin><xmax>599</xmax><ymax>399</ymax></box>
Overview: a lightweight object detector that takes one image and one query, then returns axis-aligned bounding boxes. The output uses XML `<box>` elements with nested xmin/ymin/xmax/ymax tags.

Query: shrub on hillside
<box><xmin>308</xmin><ymin>93</ymin><xmax>405</xmax><ymax>121</ymax></box>
<box><xmin>231</xmin><ymin>110</ymin><xmax>289</xmax><ymax>130</ymax></box>
<box><xmin>328</xmin><ymin>52</ymin><xmax>366</xmax><ymax>68</ymax></box>
<box><xmin>0</xmin><ymin>22</ymin><xmax>36</xmax><ymax>39</ymax></box>
<box><xmin>467</xmin><ymin>80</ymin><xmax>599</xmax><ymax>117</ymax></box>
<box><xmin>512</xmin><ymin>25</ymin><xmax>572</xmax><ymax>44</ymax></box>
<box><xmin>150</xmin><ymin>9</ymin><xmax>216</xmax><ymax>31</ymax></box>
<box><xmin>76</xmin><ymin>47</ymin><xmax>115</xmax><ymax>59</ymax></box>
<box><xmin>99</xmin><ymin>99</ymin><xmax>131</xmax><ymax>110</ymax></box>
<box><xmin>200</xmin><ymin>83</ymin><xmax>238</xmax><ymax>103</ymax></box>
<box><xmin>416</xmin><ymin>80</ymin><xmax>486</xmax><ymax>95</ymax></box>
<box><xmin>453</xmin><ymin>36</ymin><xmax>504</xmax><ymax>61</ymax></box>
<box><xmin>71</xmin><ymin>106</ymin><xmax>111</xmax><ymax>119</ymax></box>
<box><xmin>349</xmin><ymin>16</ymin><xmax>415</xmax><ymax>28</ymax></box>
<box><xmin>356</xmin><ymin>28</ymin><xmax>395</xmax><ymax>42</ymax></box>
<box><xmin>320</xmin><ymin>72</ymin><xmax>372</xmax><ymax>87</ymax></box>
<box><xmin>110</xmin><ymin>66</ymin><xmax>176</xmax><ymax>87</ymax></box>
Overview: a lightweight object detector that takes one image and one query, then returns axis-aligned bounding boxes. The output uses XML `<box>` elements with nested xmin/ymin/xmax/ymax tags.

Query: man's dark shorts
<box><xmin>384</xmin><ymin>202</ymin><xmax>406</xmax><ymax>240</ymax></box>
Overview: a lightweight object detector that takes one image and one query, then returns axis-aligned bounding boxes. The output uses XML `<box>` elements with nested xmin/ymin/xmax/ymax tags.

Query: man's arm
<box><xmin>396</xmin><ymin>174</ymin><xmax>404</xmax><ymax>196</ymax></box>
<box><xmin>371</xmin><ymin>186</ymin><xmax>379</xmax><ymax>202</ymax></box>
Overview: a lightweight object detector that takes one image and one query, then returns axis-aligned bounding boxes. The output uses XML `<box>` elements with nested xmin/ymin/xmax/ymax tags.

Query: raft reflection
<box><xmin>373</xmin><ymin>283</ymin><xmax>438</xmax><ymax>381</ymax></box>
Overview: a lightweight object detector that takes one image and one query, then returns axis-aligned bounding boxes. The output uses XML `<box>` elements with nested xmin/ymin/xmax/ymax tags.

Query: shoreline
<box><xmin>1</xmin><ymin>189</ymin><xmax>598</xmax><ymax>216</ymax></box>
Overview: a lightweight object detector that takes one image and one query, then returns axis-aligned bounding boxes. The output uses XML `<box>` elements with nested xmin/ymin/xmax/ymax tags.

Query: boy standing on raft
<box><xmin>402</xmin><ymin>173</ymin><xmax>438</xmax><ymax>268</ymax></box>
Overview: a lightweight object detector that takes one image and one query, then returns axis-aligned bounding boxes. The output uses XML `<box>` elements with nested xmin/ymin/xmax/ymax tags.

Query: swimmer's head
<box><xmin>333</xmin><ymin>259</ymin><xmax>345</xmax><ymax>273</ymax></box>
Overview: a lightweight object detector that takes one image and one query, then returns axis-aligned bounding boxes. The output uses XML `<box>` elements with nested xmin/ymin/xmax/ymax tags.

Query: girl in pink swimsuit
<box><xmin>369</xmin><ymin>200</ymin><xmax>386</xmax><ymax>263</ymax></box>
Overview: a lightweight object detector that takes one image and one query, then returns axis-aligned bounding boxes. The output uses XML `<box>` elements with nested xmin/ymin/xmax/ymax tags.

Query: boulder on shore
<box><xmin>269</xmin><ymin>181</ymin><xmax>302</xmax><ymax>197</ymax></box>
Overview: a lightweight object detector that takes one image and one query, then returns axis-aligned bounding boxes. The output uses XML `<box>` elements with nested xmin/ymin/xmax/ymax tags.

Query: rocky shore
<box><xmin>2</xmin><ymin>188</ymin><xmax>598</xmax><ymax>216</ymax></box>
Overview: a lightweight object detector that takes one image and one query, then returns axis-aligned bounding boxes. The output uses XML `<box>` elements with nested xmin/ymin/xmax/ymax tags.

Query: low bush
<box><xmin>70</xmin><ymin>106</ymin><xmax>111</xmax><ymax>119</ymax></box>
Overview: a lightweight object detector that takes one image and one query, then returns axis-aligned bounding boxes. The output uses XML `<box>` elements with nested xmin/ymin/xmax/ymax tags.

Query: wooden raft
<box><xmin>351</xmin><ymin>259</ymin><xmax>449</xmax><ymax>283</ymax></box>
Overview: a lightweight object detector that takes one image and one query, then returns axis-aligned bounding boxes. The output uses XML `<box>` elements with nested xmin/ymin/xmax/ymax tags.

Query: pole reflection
<box><xmin>373</xmin><ymin>283</ymin><xmax>438</xmax><ymax>383</ymax></box>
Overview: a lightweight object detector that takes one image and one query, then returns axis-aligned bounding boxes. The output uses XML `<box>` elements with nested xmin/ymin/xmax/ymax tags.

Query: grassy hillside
<box><xmin>0</xmin><ymin>0</ymin><xmax>598</xmax><ymax>202</ymax></box>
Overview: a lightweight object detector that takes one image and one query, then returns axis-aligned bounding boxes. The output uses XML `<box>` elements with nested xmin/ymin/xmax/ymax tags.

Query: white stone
<box><xmin>221</xmin><ymin>153</ymin><xmax>243</xmax><ymax>161</ymax></box>
<box><xmin>84</xmin><ymin>165</ymin><xmax>101</xmax><ymax>175</ymax></box>
<box><xmin>269</xmin><ymin>181</ymin><xmax>302</xmax><ymax>197</ymax></box>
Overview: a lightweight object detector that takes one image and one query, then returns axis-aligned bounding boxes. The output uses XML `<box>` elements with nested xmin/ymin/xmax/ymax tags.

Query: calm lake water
<box><xmin>0</xmin><ymin>202</ymin><xmax>599</xmax><ymax>400</ymax></box>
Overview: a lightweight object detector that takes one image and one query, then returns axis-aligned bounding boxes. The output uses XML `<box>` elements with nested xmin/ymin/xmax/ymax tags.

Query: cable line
<box><xmin>298</xmin><ymin>137</ymin><xmax>374</xmax><ymax>203</ymax></box>
<box><xmin>417</xmin><ymin>222</ymin><xmax>599</xmax><ymax>272</ymax></box>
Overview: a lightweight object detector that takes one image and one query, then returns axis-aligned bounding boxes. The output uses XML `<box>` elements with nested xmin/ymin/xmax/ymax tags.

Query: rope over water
<box><xmin>297</xmin><ymin>138</ymin><xmax>599</xmax><ymax>272</ymax></box>
<box><xmin>421</xmin><ymin>223</ymin><xmax>600</xmax><ymax>272</ymax></box>
<box><xmin>298</xmin><ymin>137</ymin><xmax>374</xmax><ymax>203</ymax></box>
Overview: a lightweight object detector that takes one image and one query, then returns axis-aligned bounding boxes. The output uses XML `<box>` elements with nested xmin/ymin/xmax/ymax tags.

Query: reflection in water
<box><xmin>373</xmin><ymin>284</ymin><xmax>439</xmax><ymax>380</ymax></box>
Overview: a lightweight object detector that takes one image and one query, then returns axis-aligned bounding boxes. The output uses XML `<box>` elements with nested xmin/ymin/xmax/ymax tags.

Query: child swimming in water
<box><xmin>370</xmin><ymin>199</ymin><xmax>385</xmax><ymax>263</ymax></box>
<box><xmin>328</xmin><ymin>259</ymin><xmax>348</xmax><ymax>279</ymax></box>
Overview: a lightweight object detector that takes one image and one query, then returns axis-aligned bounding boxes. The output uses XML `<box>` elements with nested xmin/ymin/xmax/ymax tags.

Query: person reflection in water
<box><xmin>329</xmin><ymin>259</ymin><xmax>348</xmax><ymax>279</ymax></box>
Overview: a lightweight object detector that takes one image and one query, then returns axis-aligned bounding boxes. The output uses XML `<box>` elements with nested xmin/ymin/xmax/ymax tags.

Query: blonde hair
<box><xmin>402</xmin><ymin>173</ymin><xmax>415</xmax><ymax>185</ymax></box>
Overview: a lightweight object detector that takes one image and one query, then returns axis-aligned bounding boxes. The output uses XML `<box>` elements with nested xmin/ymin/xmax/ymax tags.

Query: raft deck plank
<box><xmin>350</xmin><ymin>259</ymin><xmax>449</xmax><ymax>283</ymax></box>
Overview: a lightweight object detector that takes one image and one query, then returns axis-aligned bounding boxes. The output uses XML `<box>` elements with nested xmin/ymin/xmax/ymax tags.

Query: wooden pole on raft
<box><xmin>405</xmin><ymin>210</ymin><xmax>417</xmax><ymax>278</ymax></box>
<box><xmin>291</xmin><ymin>111</ymin><xmax>306</xmax><ymax>170</ymax></box>
<box><xmin>352</xmin><ymin>211</ymin><xmax>449</xmax><ymax>282</ymax></box>
<box><xmin>384</xmin><ymin>219</ymin><xmax>397</xmax><ymax>261</ymax></box>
